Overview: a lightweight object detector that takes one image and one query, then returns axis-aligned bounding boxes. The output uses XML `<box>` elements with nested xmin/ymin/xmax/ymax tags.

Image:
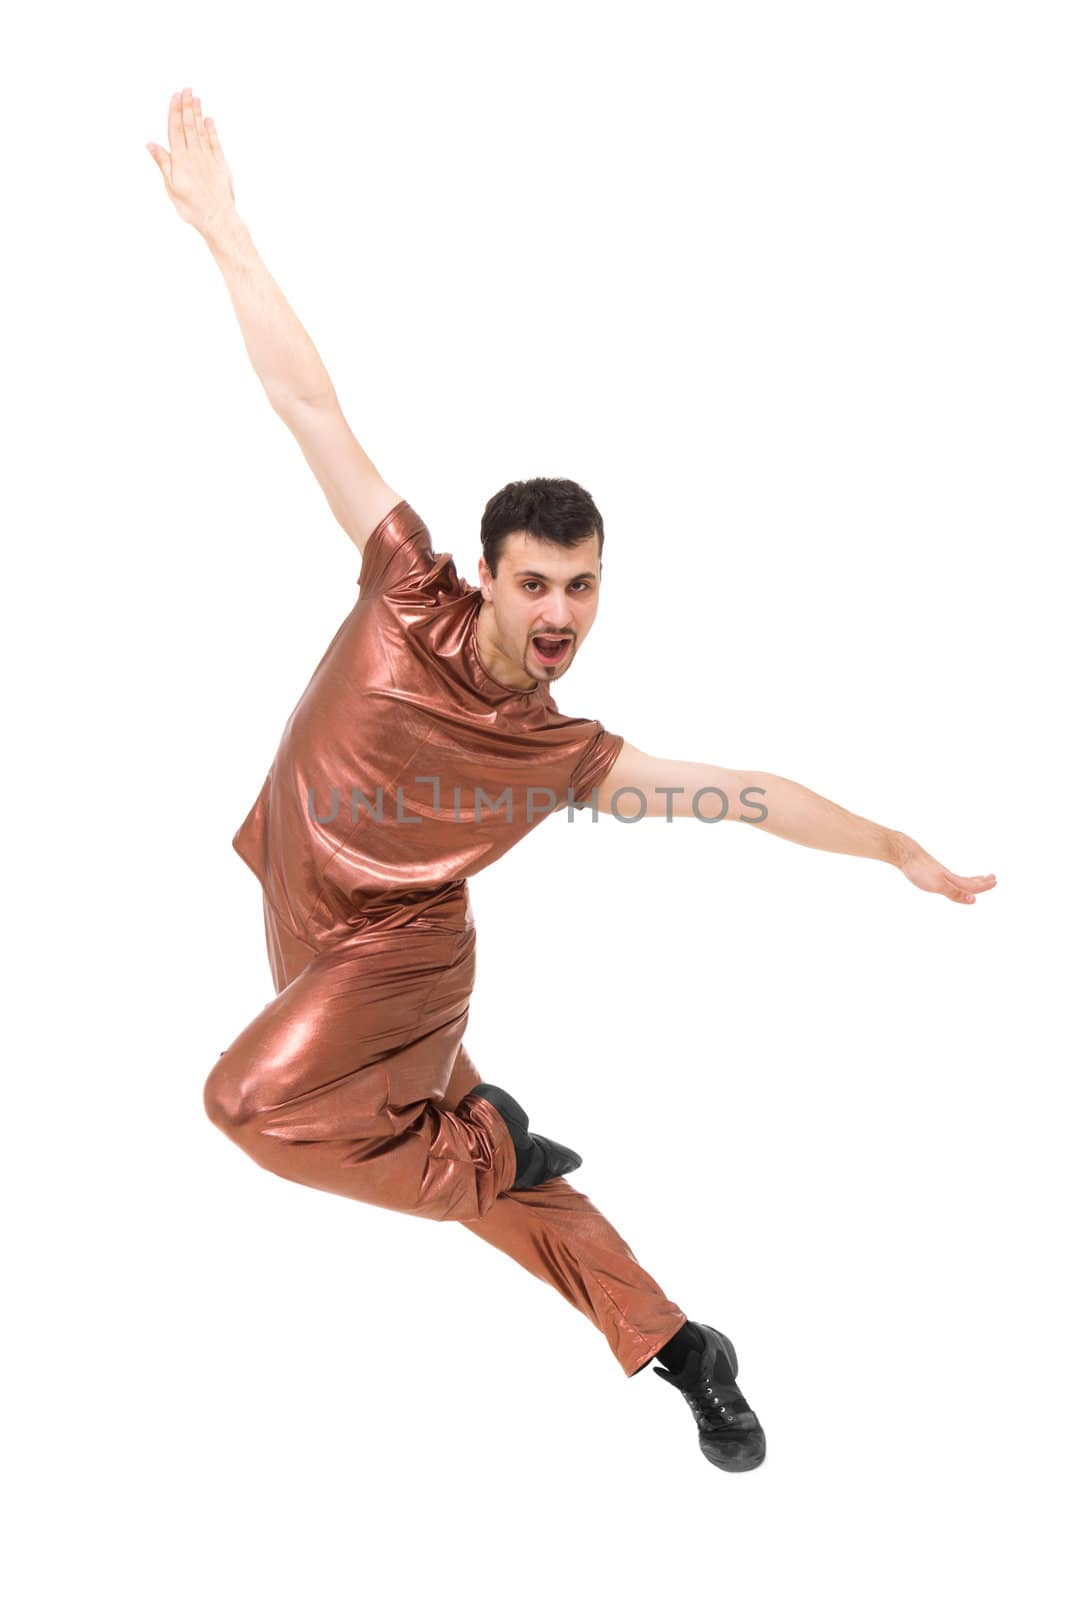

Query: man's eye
<box><xmin>521</xmin><ymin>580</ymin><xmax>590</xmax><ymax>593</ymax></box>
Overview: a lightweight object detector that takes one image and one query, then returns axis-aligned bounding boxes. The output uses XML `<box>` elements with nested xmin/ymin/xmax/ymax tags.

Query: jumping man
<box><xmin>148</xmin><ymin>87</ymin><xmax>997</xmax><ymax>1474</ymax></box>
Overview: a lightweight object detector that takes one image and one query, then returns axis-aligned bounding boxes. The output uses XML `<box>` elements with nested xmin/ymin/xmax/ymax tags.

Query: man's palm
<box><xmin>899</xmin><ymin>841</ymin><xmax>996</xmax><ymax>904</ymax></box>
<box><xmin>147</xmin><ymin>86</ymin><xmax>235</xmax><ymax>234</ymax></box>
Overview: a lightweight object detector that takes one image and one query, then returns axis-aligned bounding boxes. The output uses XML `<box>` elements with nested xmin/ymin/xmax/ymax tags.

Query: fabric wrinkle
<box><xmin>211</xmin><ymin>499</ymin><xmax>684</xmax><ymax>1375</ymax></box>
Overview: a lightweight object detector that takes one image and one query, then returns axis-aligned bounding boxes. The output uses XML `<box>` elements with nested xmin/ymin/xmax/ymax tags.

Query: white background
<box><xmin>5</xmin><ymin>2</ymin><xmax>1064</xmax><ymax>1596</ymax></box>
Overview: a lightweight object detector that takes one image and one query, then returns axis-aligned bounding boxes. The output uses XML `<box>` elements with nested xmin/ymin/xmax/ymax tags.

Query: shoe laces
<box><xmin>677</xmin><ymin>1365</ymin><xmax>750</xmax><ymax>1432</ymax></box>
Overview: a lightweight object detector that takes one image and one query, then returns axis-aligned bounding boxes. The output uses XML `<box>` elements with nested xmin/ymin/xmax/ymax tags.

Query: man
<box><xmin>150</xmin><ymin>88</ymin><xmax>997</xmax><ymax>1475</ymax></box>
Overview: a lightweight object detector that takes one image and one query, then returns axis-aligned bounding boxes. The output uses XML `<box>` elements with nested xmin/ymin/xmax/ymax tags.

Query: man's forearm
<box><xmin>743</xmin><ymin>771</ymin><xmax>903</xmax><ymax>865</ymax></box>
<box><xmin>202</xmin><ymin>211</ymin><xmax>335</xmax><ymax>406</ymax></box>
<box><xmin>600</xmin><ymin>746</ymin><xmax>992</xmax><ymax>902</ymax></box>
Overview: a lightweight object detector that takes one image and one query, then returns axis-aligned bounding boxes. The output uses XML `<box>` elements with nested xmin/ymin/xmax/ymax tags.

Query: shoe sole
<box><xmin>512</xmin><ymin>1134</ymin><xmax>583</xmax><ymax>1188</ymax></box>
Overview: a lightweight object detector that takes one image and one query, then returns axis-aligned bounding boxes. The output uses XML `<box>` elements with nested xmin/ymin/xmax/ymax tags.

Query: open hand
<box><xmin>892</xmin><ymin>833</ymin><xmax>997</xmax><ymax>904</ymax></box>
<box><xmin>146</xmin><ymin>87</ymin><xmax>236</xmax><ymax>236</ymax></box>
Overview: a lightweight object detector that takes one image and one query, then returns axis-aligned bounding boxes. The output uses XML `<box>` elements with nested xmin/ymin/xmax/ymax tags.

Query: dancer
<box><xmin>149</xmin><ymin>88</ymin><xmax>997</xmax><ymax>1474</ymax></box>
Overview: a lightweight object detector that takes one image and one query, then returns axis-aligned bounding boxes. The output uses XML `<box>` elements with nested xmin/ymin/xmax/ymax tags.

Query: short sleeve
<box><xmin>569</xmin><ymin>725</ymin><xmax>625</xmax><ymax>808</ymax></box>
<box><xmin>357</xmin><ymin>501</ymin><xmax>435</xmax><ymax>600</ymax></box>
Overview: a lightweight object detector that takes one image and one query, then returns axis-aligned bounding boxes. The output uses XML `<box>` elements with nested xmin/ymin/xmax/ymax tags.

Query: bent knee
<box><xmin>203</xmin><ymin>1049</ymin><xmax>254</xmax><ymax>1133</ymax></box>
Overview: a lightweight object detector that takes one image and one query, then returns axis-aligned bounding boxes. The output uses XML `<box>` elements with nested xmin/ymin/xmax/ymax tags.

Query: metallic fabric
<box><xmin>231</xmin><ymin>501</ymin><xmax>624</xmax><ymax>949</ymax></box>
<box><xmin>205</xmin><ymin>502</ymin><xmax>687</xmax><ymax>1376</ymax></box>
<box><xmin>205</xmin><ymin>882</ymin><xmax>687</xmax><ymax>1376</ymax></box>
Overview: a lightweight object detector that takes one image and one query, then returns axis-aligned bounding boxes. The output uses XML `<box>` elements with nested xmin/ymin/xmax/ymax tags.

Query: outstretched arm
<box><xmin>147</xmin><ymin>86</ymin><xmax>402</xmax><ymax>555</ymax></box>
<box><xmin>594</xmin><ymin>742</ymin><xmax>997</xmax><ymax>906</ymax></box>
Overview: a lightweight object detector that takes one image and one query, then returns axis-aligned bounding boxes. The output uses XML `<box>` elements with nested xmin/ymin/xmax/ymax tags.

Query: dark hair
<box><xmin>480</xmin><ymin>477</ymin><xmax>604</xmax><ymax>578</ymax></box>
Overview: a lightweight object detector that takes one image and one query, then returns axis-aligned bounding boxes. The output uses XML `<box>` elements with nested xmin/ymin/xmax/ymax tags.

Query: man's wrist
<box><xmin>201</xmin><ymin>208</ymin><xmax>247</xmax><ymax>260</ymax></box>
<box><xmin>883</xmin><ymin>828</ymin><xmax>914</xmax><ymax>868</ymax></box>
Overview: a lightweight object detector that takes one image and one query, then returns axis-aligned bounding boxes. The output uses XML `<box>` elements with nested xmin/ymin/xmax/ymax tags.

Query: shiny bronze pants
<box><xmin>203</xmin><ymin>890</ymin><xmax>687</xmax><ymax>1376</ymax></box>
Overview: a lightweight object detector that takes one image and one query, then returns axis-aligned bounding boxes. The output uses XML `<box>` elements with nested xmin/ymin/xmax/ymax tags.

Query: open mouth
<box><xmin>531</xmin><ymin>635</ymin><xmax>571</xmax><ymax>665</ymax></box>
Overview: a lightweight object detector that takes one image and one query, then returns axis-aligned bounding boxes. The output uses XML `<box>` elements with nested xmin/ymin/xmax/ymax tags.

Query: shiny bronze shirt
<box><xmin>232</xmin><ymin>501</ymin><xmax>624</xmax><ymax>946</ymax></box>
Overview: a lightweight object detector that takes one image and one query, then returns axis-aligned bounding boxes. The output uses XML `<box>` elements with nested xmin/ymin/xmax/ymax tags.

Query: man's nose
<box><xmin>540</xmin><ymin>599</ymin><xmax>574</xmax><ymax>631</ymax></box>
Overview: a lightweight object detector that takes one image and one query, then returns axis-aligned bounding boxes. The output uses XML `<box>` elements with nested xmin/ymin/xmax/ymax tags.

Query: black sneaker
<box><xmin>464</xmin><ymin>1083</ymin><xmax>582</xmax><ymax>1189</ymax></box>
<box><xmin>654</xmin><ymin>1323</ymin><xmax>766</xmax><ymax>1472</ymax></box>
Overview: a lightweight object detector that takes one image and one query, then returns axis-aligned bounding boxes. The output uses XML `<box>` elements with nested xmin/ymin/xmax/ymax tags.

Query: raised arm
<box><xmin>147</xmin><ymin>86</ymin><xmax>402</xmax><ymax>556</ymax></box>
<box><xmin>594</xmin><ymin>742</ymin><xmax>997</xmax><ymax>907</ymax></box>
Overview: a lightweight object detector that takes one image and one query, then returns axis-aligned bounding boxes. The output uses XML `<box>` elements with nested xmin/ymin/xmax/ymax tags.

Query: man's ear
<box><xmin>477</xmin><ymin>554</ymin><xmax>493</xmax><ymax>603</ymax></box>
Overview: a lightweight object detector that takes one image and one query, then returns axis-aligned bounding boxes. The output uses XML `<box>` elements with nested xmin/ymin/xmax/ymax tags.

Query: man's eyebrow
<box><xmin>513</xmin><ymin>569</ymin><xmax>598</xmax><ymax>581</ymax></box>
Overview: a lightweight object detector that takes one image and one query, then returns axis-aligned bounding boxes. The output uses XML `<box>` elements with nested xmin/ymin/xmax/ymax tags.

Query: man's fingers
<box><xmin>168</xmin><ymin>90</ymin><xmax>183</xmax><ymax>153</ymax></box>
<box><xmin>948</xmin><ymin>871</ymin><xmax>997</xmax><ymax>892</ymax></box>
<box><xmin>147</xmin><ymin>143</ymin><xmax>172</xmax><ymax>185</ymax></box>
<box><xmin>181</xmin><ymin>86</ymin><xmax>196</xmax><ymax>146</ymax></box>
<box><xmin>191</xmin><ymin>93</ymin><xmax>206</xmax><ymax>143</ymax></box>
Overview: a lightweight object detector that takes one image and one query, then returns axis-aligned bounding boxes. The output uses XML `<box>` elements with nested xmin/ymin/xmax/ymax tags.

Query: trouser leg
<box><xmin>245</xmin><ymin>894</ymin><xmax>687</xmax><ymax>1377</ymax></box>
<box><xmin>445</xmin><ymin>1044</ymin><xmax>688</xmax><ymax>1378</ymax></box>
<box><xmin>203</xmin><ymin>916</ymin><xmax>516</xmax><ymax>1222</ymax></box>
<box><xmin>460</xmin><ymin>1179</ymin><xmax>688</xmax><ymax>1379</ymax></box>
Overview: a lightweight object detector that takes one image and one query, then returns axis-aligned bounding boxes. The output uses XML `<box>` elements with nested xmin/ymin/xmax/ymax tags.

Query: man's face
<box><xmin>478</xmin><ymin>531</ymin><xmax>602</xmax><ymax>686</ymax></box>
